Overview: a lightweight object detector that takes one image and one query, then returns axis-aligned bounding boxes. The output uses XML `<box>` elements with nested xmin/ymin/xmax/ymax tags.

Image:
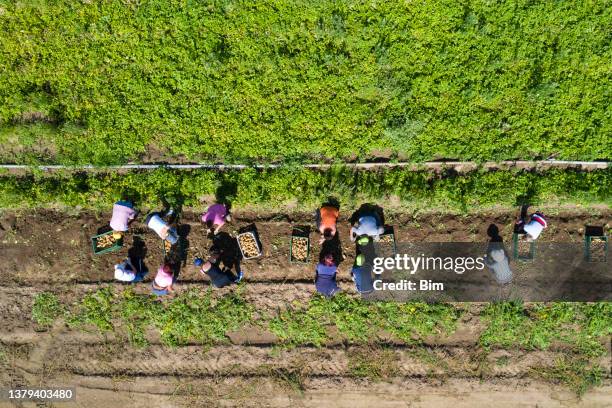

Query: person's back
<box><xmin>351</xmin><ymin>214</ymin><xmax>383</xmax><ymax>240</ymax></box>
<box><xmin>320</xmin><ymin>206</ymin><xmax>338</xmax><ymax>229</ymax></box>
<box><xmin>110</xmin><ymin>201</ymin><xmax>136</xmax><ymax>232</ymax></box>
<box><xmin>199</xmin><ymin>256</ymin><xmax>239</xmax><ymax>288</ymax></box>
<box><xmin>202</xmin><ymin>204</ymin><xmax>230</xmax><ymax>234</ymax></box>
<box><xmin>485</xmin><ymin>243</ymin><xmax>512</xmax><ymax>284</ymax></box>
<box><xmin>352</xmin><ymin>265</ymin><xmax>374</xmax><ymax>294</ymax></box>
<box><xmin>114</xmin><ymin>259</ymin><xmax>136</xmax><ymax>282</ymax></box>
<box><xmin>146</xmin><ymin>213</ymin><xmax>178</xmax><ymax>244</ymax></box>
<box><xmin>522</xmin><ymin>213</ymin><xmax>547</xmax><ymax>241</ymax></box>
<box><xmin>315</xmin><ymin>256</ymin><xmax>339</xmax><ymax>297</ymax></box>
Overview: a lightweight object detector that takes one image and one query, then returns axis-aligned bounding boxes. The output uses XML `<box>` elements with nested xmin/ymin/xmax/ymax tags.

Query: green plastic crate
<box><xmin>91</xmin><ymin>230</ymin><xmax>123</xmax><ymax>255</ymax></box>
<box><xmin>584</xmin><ymin>235</ymin><xmax>608</xmax><ymax>262</ymax></box>
<box><xmin>512</xmin><ymin>233</ymin><xmax>535</xmax><ymax>261</ymax></box>
<box><xmin>290</xmin><ymin>228</ymin><xmax>310</xmax><ymax>263</ymax></box>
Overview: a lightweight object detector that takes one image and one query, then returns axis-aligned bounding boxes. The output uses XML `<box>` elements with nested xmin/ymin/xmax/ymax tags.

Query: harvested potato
<box><xmin>238</xmin><ymin>233</ymin><xmax>260</xmax><ymax>258</ymax></box>
<box><xmin>589</xmin><ymin>238</ymin><xmax>607</xmax><ymax>262</ymax></box>
<box><xmin>291</xmin><ymin>237</ymin><xmax>309</xmax><ymax>262</ymax></box>
<box><xmin>517</xmin><ymin>239</ymin><xmax>533</xmax><ymax>258</ymax></box>
<box><xmin>97</xmin><ymin>234</ymin><xmax>116</xmax><ymax>249</ymax></box>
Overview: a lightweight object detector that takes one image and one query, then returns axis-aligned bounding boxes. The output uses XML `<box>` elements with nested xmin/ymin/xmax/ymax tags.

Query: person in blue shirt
<box><xmin>351</xmin><ymin>254</ymin><xmax>374</xmax><ymax>294</ymax></box>
<box><xmin>315</xmin><ymin>253</ymin><xmax>340</xmax><ymax>297</ymax></box>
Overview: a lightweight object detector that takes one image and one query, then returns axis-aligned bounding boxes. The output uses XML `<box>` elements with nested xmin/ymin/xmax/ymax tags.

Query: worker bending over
<box><xmin>201</xmin><ymin>203</ymin><xmax>232</xmax><ymax>235</ymax></box>
<box><xmin>196</xmin><ymin>247</ymin><xmax>243</xmax><ymax>288</ymax></box>
<box><xmin>351</xmin><ymin>254</ymin><xmax>374</xmax><ymax>294</ymax></box>
<box><xmin>315</xmin><ymin>204</ymin><xmax>339</xmax><ymax>244</ymax></box>
<box><xmin>152</xmin><ymin>263</ymin><xmax>175</xmax><ymax>295</ymax></box>
<box><xmin>315</xmin><ymin>253</ymin><xmax>340</xmax><ymax>297</ymax></box>
<box><xmin>516</xmin><ymin>212</ymin><xmax>548</xmax><ymax>242</ymax></box>
<box><xmin>146</xmin><ymin>211</ymin><xmax>178</xmax><ymax>245</ymax></box>
<box><xmin>350</xmin><ymin>212</ymin><xmax>384</xmax><ymax>242</ymax></box>
<box><xmin>109</xmin><ymin>200</ymin><xmax>137</xmax><ymax>240</ymax></box>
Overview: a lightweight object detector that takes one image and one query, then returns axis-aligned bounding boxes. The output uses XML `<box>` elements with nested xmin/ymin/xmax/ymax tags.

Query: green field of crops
<box><xmin>1</xmin><ymin>167</ymin><xmax>609</xmax><ymax>210</ymax></box>
<box><xmin>1</xmin><ymin>0</ymin><xmax>610</xmax><ymax>164</ymax></box>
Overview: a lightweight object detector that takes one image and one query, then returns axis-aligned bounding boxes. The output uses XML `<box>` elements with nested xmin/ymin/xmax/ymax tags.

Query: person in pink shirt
<box><xmin>109</xmin><ymin>200</ymin><xmax>137</xmax><ymax>236</ymax></box>
<box><xmin>201</xmin><ymin>203</ymin><xmax>231</xmax><ymax>235</ymax></box>
<box><xmin>152</xmin><ymin>263</ymin><xmax>175</xmax><ymax>296</ymax></box>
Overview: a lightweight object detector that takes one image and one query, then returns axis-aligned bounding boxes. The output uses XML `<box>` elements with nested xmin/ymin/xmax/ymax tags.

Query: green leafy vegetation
<box><xmin>347</xmin><ymin>346</ymin><xmax>399</xmax><ymax>381</ymax></box>
<box><xmin>155</xmin><ymin>288</ymin><xmax>253</xmax><ymax>347</ymax></box>
<box><xmin>269</xmin><ymin>293</ymin><xmax>460</xmax><ymax>346</ymax></box>
<box><xmin>480</xmin><ymin>301</ymin><xmax>611</xmax><ymax>395</ymax></box>
<box><xmin>533</xmin><ymin>357</ymin><xmax>604</xmax><ymax>397</ymax></box>
<box><xmin>67</xmin><ymin>286</ymin><xmax>115</xmax><ymax>332</ymax></box>
<box><xmin>65</xmin><ymin>286</ymin><xmax>252</xmax><ymax>347</ymax></box>
<box><xmin>31</xmin><ymin>292</ymin><xmax>63</xmax><ymax>328</ymax></box>
<box><xmin>33</xmin><ymin>289</ymin><xmax>611</xmax><ymax>395</ymax></box>
<box><xmin>480</xmin><ymin>301</ymin><xmax>612</xmax><ymax>357</ymax></box>
<box><xmin>0</xmin><ymin>1</ymin><xmax>610</xmax><ymax>164</ymax></box>
<box><xmin>0</xmin><ymin>167</ymin><xmax>609</xmax><ymax>210</ymax></box>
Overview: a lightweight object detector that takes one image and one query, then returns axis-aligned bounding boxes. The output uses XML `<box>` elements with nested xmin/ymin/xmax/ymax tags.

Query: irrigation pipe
<box><xmin>0</xmin><ymin>160</ymin><xmax>608</xmax><ymax>173</ymax></box>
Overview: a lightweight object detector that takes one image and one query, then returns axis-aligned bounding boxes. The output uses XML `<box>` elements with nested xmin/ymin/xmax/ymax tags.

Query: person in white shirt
<box><xmin>145</xmin><ymin>212</ymin><xmax>178</xmax><ymax>245</ymax></box>
<box><xmin>350</xmin><ymin>213</ymin><xmax>384</xmax><ymax>242</ymax></box>
<box><xmin>516</xmin><ymin>212</ymin><xmax>548</xmax><ymax>242</ymax></box>
<box><xmin>114</xmin><ymin>258</ymin><xmax>146</xmax><ymax>282</ymax></box>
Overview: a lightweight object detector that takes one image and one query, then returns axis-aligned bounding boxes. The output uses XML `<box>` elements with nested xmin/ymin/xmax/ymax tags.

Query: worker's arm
<box><xmin>214</xmin><ymin>224</ymin><xmax>222</xmax><ymax>235</ymax></box>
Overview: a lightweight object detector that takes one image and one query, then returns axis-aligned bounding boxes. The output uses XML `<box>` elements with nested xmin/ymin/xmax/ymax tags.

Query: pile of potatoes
<box><xmin>96</xmin><ymin>234</ymin><xmax>116</xmax><ymax>249</ymax></box>
<box><xmin>239</xmin><ymin>233</ymin><xmax>260</xmax><ymax>258</ymax></box>
<box><xmin>590</xmin><ymin>238</ymin><xmax>607</xmax><ymax>262</ymax></box>
<box><xmin>291</xmin><ymin>237</ymin><xmax>309</xmax><ymax>262</ymax></box>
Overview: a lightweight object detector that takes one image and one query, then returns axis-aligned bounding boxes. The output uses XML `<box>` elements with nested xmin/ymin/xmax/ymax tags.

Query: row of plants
<box><xmin>32</xmin><ymin>289</ymin><xmax>461</xmax><ymax>349</ymax></box>
<box><xmin>32</xmin><ymin>288</ymin><xmax>611</xmax><ymax>355</ymax></box>
<box><xmin>1</xmin><ymin>167</ymin><xmax>609</xmax><ymax>210</ymax></box>
<box><xmin>1</xmin><ymin>1</ymin><xmax>610</xmax><ymax>164</ymax></box>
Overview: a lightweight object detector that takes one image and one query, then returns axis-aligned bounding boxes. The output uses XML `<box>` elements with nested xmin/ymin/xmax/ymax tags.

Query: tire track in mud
<box><xmin>42</xmin><ymin>344</ymin><xmax>610</xmax><ymax>380</ymax></box>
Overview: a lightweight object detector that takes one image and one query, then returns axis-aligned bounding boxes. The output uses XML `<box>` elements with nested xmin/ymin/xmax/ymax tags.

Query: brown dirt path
<box><xmin>0</xmin><ymin>207</ymin><xmax>608</xmax><ymax>286</ymax></box>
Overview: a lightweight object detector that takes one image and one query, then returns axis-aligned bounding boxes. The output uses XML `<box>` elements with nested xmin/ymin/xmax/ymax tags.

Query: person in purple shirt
<box><xmin>110</xmin><ymin>200</ymin><xmax>137</xmax><ymax>239</ymax></box>
<box><xmin>201</xmin><ymin>203</ymin><xmax>232</xmax><ymax>235</ymax></box>
<box><xmin>315</xmin><ymin>253</ymin><xmax>340</xmax><ymax>297</ymax></box>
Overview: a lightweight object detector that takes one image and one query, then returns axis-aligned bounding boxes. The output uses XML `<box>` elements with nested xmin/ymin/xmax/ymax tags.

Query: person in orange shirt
<box><xmin>316</xmin><ymin>204</ymin><xmax>339</xmax><ymax>244</ymax></box>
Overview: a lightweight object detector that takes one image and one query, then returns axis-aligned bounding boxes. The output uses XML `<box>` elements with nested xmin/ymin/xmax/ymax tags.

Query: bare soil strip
<box><xmin>0</xmin><ymin>208</ymin><xmax>608</xmax><ymax>286</ymax></box>
<box><xmin>19</xmin><ymin>377</ymin><xmax>612</xmax><ymax>408</ymax></box>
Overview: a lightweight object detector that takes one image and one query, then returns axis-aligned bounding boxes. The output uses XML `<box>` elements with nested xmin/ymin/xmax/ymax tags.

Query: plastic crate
<box><xmin>91</xmin><ymin>230</ymin><xmax>123</xmax><ymax>255</ymax></box>
<box><xmin>237</xmin><ymin>231</ymin><xmax>262</xmax><ymax>260</ymax></box>
<box><xmin>584</xmin><ymin>235</ymin><xmax>608</xmax><ymax>262</ymax></box>
<box><xmin>512</xmin><ymin>233</ymin><xmax>535</xmax><ymax>261</ymax></box>
<box><xmin>290</xmin><ymin>228</ymin><xmax>310</xmax><ymax>263</ymax></box>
